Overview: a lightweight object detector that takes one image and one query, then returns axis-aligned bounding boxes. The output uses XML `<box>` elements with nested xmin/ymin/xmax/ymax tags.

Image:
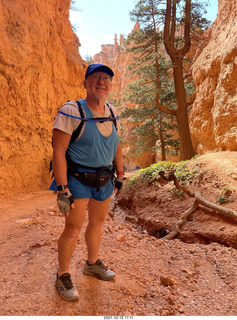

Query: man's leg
<box><xmin>85</xmin><ymin>197</ymin><xmax>111</xmax><ymax>264</ymax></box>
<box><xmin>83</xmin><ymin>197</ymin><xmax>115</xmax><ymax>281</ymax></box>
<box><xmin>58</xmin><ymin>198</ymin><xmax>89</xmax><ymax>276</ymax></box>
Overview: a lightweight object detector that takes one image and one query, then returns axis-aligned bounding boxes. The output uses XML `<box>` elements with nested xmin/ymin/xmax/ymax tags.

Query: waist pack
<box><xmin>68</xmin><ymin>167</ymin><xmax>114</xmax><ymax>192</ymax></box>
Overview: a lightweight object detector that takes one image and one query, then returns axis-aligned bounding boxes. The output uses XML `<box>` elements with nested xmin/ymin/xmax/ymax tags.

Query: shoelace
<box><xmin>95</xmin><ymin>259</ymin><xmax>108</xmax><ymax>271</ymax></box>
<box><xmin>60</xmin><ymin>273</ymin><xmax>73</xmax><ymax>289</ymax></box>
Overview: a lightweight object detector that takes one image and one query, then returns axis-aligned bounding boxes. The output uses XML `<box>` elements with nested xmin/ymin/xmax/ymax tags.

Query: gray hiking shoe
<box><xmin>83</xmin><ymin>259</ymin><xmax>115</xmax><ymax>281</ymax></box>
<box><xmin>55</xmin><ymin>272</ymin><xmax>79</xmax><ymax>301</ymax></box>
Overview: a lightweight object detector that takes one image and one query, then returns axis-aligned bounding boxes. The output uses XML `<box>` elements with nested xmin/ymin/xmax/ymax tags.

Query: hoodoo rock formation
<box><xmin>190</xmin><ymin>0</ymin><xmax>237</xmax><ymax>153</ymax></box>
<box><xmin>0</xmin><ymin>0</ymin><xmax>86</xmax><ymax>196</ymax></box>
<box><xmin>93</xmin><ymin>24</ymin><xmax>153</xmax><ymax>169</ymax></box>
<box><xmin>94</xmin><ymin>33</ymin><xmax>131</xmax><ymax>104</ymax></box>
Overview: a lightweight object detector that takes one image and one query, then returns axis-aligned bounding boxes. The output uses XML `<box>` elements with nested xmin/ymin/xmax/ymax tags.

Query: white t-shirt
<box><xmin>53</xmin><ymin>100</ymin><xmax>120</xmax><ymax>140</ymax></box>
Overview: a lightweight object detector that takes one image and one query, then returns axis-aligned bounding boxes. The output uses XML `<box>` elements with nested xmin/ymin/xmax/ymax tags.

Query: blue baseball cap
<box><xmin>85</xmin><ymin>64</ymin><xmax>114</xmax><ymax>79</ymax></box>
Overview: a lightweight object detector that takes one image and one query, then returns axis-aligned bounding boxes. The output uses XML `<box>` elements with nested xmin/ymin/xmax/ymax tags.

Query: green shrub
<box><xmin>217</xmin><ymin>188</ymin><xmax>234</xmax><ymax>204</ymax></box>
<box><xmin>125</xmin><ymin>159</ymin><xmax>200</xmax><ymax>190</ymax></box>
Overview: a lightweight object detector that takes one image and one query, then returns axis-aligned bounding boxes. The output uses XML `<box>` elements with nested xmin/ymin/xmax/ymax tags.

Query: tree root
<box><xmin>159</xmin><ymin>171</ymin><xmax>237</xmax><ymax>240</ymax></box>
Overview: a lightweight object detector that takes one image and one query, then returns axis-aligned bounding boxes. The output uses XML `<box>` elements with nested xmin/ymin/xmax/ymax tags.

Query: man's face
<box><xmin>84</xmin><ymin>72</ymin><xmax>113</xmax><ymax>99</ymax></box>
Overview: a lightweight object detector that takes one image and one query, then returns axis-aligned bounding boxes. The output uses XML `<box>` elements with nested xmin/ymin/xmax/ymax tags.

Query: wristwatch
<box><xmin>57</xmin><ymin>184</ymin><xmax>69</xmax><ymax>191</ymax></box>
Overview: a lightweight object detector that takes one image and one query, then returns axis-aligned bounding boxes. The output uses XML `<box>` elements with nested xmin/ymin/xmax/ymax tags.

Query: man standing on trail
<box><xmin>50</xmin><ymin>64</ymin><xmax>124</xmax><ymax>301</ymax></box>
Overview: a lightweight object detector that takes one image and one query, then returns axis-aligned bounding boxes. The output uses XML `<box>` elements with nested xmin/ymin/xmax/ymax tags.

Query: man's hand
<box><xmin>57</xmin><ymin>191</ymin><xmax>74</xmax><ymax>216</ymax></box>
<box><xmin>114</xmin><ymin>177</ymin><xmax>124</xmax><ymax>196</ymax></box>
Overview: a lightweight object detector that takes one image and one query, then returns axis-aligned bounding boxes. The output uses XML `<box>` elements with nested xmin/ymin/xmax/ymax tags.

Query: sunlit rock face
<box><xmin>190</xmin><ymin>0</ymin><xmax>237</xmax><ymax>154</ymax></box>
<box><xmin>0</xmin><ymin>0</ymin><xmax>86</xmax><ymax>195</ymax></box>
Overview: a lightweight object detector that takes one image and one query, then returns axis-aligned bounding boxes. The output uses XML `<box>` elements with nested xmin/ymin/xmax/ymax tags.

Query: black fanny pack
<box><xmin>68</xmin><ymin>167</ymin><xmax>114</xmax><ymax>192</ymax></box>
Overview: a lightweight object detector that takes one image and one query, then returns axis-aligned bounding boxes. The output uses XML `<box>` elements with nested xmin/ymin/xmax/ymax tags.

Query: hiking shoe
<box><xmin>83</xmin><ymin>259</ymin><xmax>115</xmax><ymax>281</ymax></box>
<box><xmin>55</xmin><ymin>272</ymin><xmax>79</xmax><ymax>301</ymax></box>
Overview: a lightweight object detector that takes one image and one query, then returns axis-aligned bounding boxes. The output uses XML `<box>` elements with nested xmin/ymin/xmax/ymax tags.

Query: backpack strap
<box><xmin>70</xmin><ymin>101</ymin><xmax>117</xmax><ymax>144</ymax></box>
<box><xmin>70</xmin><ymin>100</ymin><xmax>85</xmax><ymax>144</ymax></box>
<box><xmin>106</xmin><ymin>103</ymin><xmax>117</xmax><ymax>131</ymax></box>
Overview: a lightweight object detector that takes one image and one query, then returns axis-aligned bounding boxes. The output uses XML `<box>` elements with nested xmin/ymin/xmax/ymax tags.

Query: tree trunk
<box><xmin>159</xmin><ymin>113</ymin><xmax>166</xmax><ymax>161</ymax></box>
<box><xmin>173</xmin><ymin>56</ymin><xmax>195</xmax><ymax>160</ymax></box>
<box><xmin>163</xmin><ymin>0</ymin><xmax>195</xmax><ymax>160</ymax></box>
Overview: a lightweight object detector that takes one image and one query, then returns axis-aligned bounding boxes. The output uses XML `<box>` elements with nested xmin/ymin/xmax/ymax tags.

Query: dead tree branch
<box><xmin>159</xmin><ymin>171</ymin><xmax>237</xmax><ymax>240</ymax></box>
<box><xmin>162</xmin><ymin>200</ymin><xmax>199</xmax><ymax>240</ymax></box>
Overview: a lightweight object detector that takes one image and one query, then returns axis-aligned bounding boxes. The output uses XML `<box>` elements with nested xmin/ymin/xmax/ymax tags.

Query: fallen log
<box><xmin>159</xmin><ymin>171</ymin><xmax>237</xmax><ymax>240</ymax></box>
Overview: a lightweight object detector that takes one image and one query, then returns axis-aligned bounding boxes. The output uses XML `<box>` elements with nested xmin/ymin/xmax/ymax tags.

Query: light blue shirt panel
<box><xmin>67</xmin><ymin>99</ymin><xmax>119</xmax><ymax>168</ymax></box>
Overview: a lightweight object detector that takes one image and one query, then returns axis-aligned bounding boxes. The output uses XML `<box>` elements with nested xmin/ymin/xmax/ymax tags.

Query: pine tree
<box><xmin>84</xmin><ymin>54</ymin><xmax>94</xmax><ymax>65</ymax></box>
<box><xmin>70</xmin><ymin>0</ymin><xmax>80</xmax><ymax>33</ymax></box>
<box><xmin>122</xmin><ymin>0</ymin><xmax>210</xmax><ymax>161</ymax></box>
<box><xmin>70</xmin><ymin>0</ymin><xmax>80</xmax><ymax>12</ymax></box>
<box><xmin>121</xmin><ymin>0</ymin><xmax>179</xmax><ymax>161</ymax></box>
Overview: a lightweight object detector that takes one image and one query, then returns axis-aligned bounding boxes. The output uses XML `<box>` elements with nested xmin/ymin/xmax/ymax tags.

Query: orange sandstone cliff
<box><xmin>190</xmin><ymin>0</ymin><xmax>237</xmax><ymax>153</ymax></box>
<box><xmin>0</xmin><ymin>0</ymin><xmax>86</xmax><ymax>196</ymax></box>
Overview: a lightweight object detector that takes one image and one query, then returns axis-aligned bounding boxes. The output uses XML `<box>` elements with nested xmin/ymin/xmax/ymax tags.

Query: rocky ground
<box><xmin>0</xmin><ymin>152</ymin><xmax>236</xmax><ymax>316</ymax></box>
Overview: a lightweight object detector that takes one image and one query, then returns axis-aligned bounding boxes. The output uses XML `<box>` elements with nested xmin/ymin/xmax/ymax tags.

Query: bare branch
<box><xmin>179</xmin><ymin>0</ymin><xmax>191</xmax><ymax>57</ymax></box>
<box><xmin>195</xmin><ymin>193</ymin><xmax>237</xmax><ymax>221</ymax></box>
<box><xmin>159</xmin><ymin>171</ymin><xmax>194</xmax><ymax>196</ymax></box>
<box><xmin>164</xmin><ymin>0</ymin><xmax>175</xmax><ymax>57</ymax></box>
<box><xmin>157</xmin><ymin>103</ymin><xmax>176</xmax><ymax>116</ymax></box>
<box><xmin>162</xmin><ymin>200</ymin><xmax>199</xmax><ymax>240</ymax></box>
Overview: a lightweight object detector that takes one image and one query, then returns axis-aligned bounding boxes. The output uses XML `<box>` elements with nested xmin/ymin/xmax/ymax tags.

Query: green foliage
<box><xmin>217</xmin><ymin>195</ymin><xmax>227</xmax><ymax>205</ymax></box>
<box><xmin>70</xmin><ymin>0</ymin><xmax>80</xmax><ymax>12</ymax></box>
<box><xmin>70</xmin><ymin>0</ymin><xmax>81</xmax><ymax>33</ymax></box>
<box><xmin>172</xmin><ymin>188</ymin><xmax>184</xmax><ymax>198</ymax></box>
<box><xmin>121</xmin><ymin>102</ymin><xmax>179</xmax><ymax>158</ymax></box>
<box><xmin>126</xmin><ymin>159</ymin><xmax>200</xmax><ymax>189</ymax></box>
<box><xmin>84</xmin><ymin>54</ymin><xmax>94</xmax><ymax>65</ymax></box>
<box><xmin>217</xmin><ymin>188</ymin><xmax>234</xmax><ymax>204</ymax></box>
<box><xmin>121</xmin><ymin>0</ymin><xmax>179</xmax><ymax>160</ymax></box>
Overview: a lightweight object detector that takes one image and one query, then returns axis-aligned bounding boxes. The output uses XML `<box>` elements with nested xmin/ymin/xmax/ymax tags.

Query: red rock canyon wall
<box><xmin>0</xmin><ymin>0</ymin><xmax>86</xmax><ymax>196</ymax></box>
<box><xmin>190</xmin><ymin>0</ymin><xmax>237</xmax><ymax>153</ymax></box>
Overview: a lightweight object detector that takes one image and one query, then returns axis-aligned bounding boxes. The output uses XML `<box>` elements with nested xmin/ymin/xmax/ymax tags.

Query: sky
<box><xmin>69</xmin><ymin>0</ymin><xmax>218</xmax><ymax>59</ymax></box>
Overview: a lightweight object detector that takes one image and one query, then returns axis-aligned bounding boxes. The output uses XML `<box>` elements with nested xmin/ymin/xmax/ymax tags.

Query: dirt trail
<box><xmin>0</xmin><ymin>152</ymin><xmax>237</xmax><ymax>316</ymax></box>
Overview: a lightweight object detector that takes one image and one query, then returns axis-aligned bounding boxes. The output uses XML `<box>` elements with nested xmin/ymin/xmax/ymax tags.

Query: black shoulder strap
<box><xmin>70</xmin><ymin>101</ymin><xmax>117</xmax><ymax>145</ymax></box>
<box><xmin>70</xmin><ymin>100</ymin><xmax>85</xmax><ymax>144</ymax></box>
<box><xmin>106</xmin><ymin>103</ymin><xmax>117</xmax><ymax>131</ymax></box>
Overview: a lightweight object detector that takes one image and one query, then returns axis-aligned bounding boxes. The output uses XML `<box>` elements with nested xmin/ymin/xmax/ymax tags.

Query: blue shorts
<box><xmin>49</xmin><ymin>169</ymin><xmax>114</xmax><ymax>201</ymax></box>
<box><xmin>68</xmin><ymin>175</ymin><xmax>114</xmax><ymax>201</ymax></box>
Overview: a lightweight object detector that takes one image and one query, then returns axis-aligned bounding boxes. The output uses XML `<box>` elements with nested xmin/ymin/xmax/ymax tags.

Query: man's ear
<box><xmin>83</xmin><ymin>80</ymin><xmax>87</xmax><ymax>89</ymax></box>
